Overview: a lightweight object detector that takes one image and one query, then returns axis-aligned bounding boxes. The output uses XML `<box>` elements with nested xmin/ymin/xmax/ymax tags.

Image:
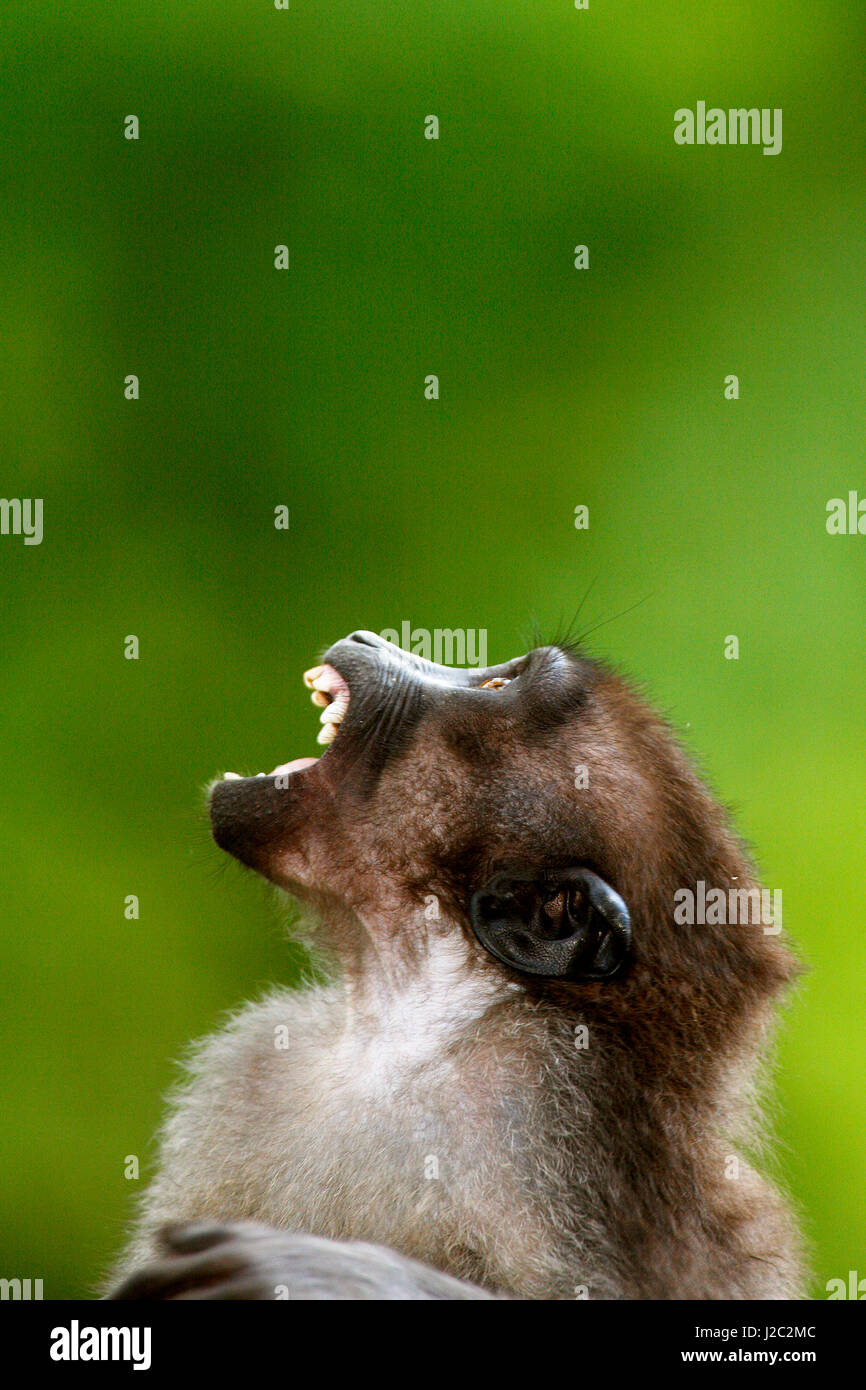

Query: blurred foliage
<box><xmin>0</xmin><ymin>1</ymin><xmax>863</xmax><ymax>1298</ymax></box>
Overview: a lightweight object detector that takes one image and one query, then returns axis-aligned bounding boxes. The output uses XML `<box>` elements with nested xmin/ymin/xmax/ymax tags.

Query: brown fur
<box><xmin>107</xmin><ymin>635</ymin><xmax>804</xmax><ymax>1299</ymax></box>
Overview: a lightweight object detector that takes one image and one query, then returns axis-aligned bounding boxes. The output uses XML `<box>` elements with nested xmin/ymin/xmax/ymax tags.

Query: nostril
<box><xmin>347</xmin><ymin>630</ymin><xmax>385</xmax><ymax>648</ymax></box>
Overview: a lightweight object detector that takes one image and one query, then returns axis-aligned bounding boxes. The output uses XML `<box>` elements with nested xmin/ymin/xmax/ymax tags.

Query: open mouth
<box><xmin>220</xmin><ymin>663</ymin><xmax>349</xmax><ymax>782</ymax></box>
<box><xmin>216</xmin><ymin>636</ymin><xmax>522</xmax><ymax>786</ymax></box>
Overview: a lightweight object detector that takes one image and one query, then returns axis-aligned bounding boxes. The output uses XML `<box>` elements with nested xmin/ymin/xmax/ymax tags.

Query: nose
<box><xmin>345</xmin><ymin>630</ymin><xmax>393</xmax><ymax>652</ymax></box>
<box><xmin>318</xmin><ymin>630</ymin><xmax>528</xmax><ymax>781</ymax></box>
<box><xmin>325</xmin><ymin>629</ymin><xmax>483</xmax><ymax>693</ymax></box>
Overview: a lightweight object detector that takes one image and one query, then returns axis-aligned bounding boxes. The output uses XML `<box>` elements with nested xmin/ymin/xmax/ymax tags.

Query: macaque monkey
<box><xmin>108</xmin><ymin>630</ymin><xmax>804</xmax><ymax>1299</ymax></box>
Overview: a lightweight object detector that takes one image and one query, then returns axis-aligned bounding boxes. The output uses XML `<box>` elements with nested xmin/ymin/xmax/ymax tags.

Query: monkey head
<box><xmin>209</xmin><ymin>629</ymin><xmax>793</xmax><ymax>1009</ymax></box>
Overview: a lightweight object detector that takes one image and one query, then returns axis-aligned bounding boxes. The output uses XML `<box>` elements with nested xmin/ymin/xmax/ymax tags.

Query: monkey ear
<box><xmin>470</xmin><ymin>867</ymin><xmax>631</xmax><ymax>982</ymax></box>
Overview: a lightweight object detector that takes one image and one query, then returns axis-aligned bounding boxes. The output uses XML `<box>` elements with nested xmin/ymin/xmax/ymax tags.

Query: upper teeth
<box><xmin>218</xmin><ymin>666</ymin><xmax>350</xmax><ymax>780</ymax></box>
<box><xmin>317</xmin><ymin>702</ymin><xmax>346</xmax><ymax>744</ymax></box>
<box><xmin>302</xmin><ymin>664</ymin><xmax>350</xmax><ymax>745</ymax></box>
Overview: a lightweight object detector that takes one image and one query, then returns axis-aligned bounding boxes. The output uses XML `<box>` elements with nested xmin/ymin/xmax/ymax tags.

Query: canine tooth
<box><xmin>311</xmin><ymin>690</ymin><xmax>329</xmax><ymax>708</ymax></box>
<box><xmin>303</xmin><ymin>665</ymin><xmax>325</xmax><ymax>689</ymax></box>
<box><xmin>317</xmin><ymin>722</ymin><xmax>338</xmax><ymax>746</ymax></box>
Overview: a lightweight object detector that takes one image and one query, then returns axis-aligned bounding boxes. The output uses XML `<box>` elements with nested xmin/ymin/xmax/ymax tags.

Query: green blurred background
<box><xmin>1</xmin><ymin>1</ymin><xmax>863</xmax><ymax>1299</ymax></box>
